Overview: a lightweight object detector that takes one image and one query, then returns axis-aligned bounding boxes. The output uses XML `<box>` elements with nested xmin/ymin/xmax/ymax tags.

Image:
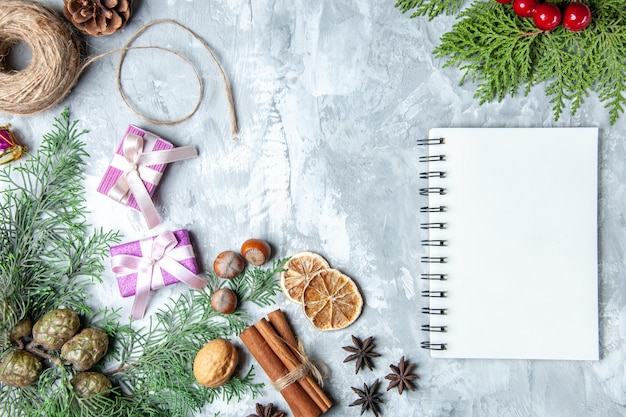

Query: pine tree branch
<box><xmin>0</xmin><ymin>109</ymin><xmax>120</xmax><ymax>348</ymax></box>
<box><xmin>429</xmin><ymin>0</ymin><xmax>626</xmax><ymax>124</ymax></box>
<box><xmin>394</xmin><ymin>0</ymin><xmax>466</xmax><ymax>20</ymax></box>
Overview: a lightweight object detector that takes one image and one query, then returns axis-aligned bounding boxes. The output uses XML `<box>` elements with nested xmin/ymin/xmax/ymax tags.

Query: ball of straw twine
<box><xmin>0</xmin><ymin>0</ymin><xmax>83</xmax><ymax>116</ymax></box>
<box><xmin>0</xmin><ymin>1</ymin><xmax>238</xmax><ymax>135</ymax></box>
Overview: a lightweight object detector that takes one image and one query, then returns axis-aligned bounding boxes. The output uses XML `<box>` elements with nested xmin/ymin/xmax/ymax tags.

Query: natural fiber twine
<box><xmin>0</xmin><ymin>0</ymin><xmax>82</xmax><ymax>117</ymax></box>
<box><xmin>0</xmin><ymin>0</ymin><xmax>238</xmax><ymax>135</ymax></box>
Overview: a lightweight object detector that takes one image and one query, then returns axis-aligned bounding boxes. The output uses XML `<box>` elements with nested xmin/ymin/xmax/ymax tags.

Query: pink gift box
<box><xmin>110</xmin><ymin>229</ymin><xmax>200</xmax><ymax>298</ymax></box>
<box><xmin>97</xmin><ymin>125</ymin><xmax>172</xmax><ymax>211</ymax></box>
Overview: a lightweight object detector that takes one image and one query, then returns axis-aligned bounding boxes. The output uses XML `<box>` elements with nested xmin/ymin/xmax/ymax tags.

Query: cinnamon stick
<box><xmin>267</xmin><ymin>309</ymin><xmax>298</xmax><ymax>346</ymax></box>
<box><xmin>264</xmin><ymin>310</ymin><xmax>332</xmax><ymax>412</ymax></box>
<box><xmin>239</xmin><ymin>325</ymin><xmax>322</xmax><ymax>417</ymax></box>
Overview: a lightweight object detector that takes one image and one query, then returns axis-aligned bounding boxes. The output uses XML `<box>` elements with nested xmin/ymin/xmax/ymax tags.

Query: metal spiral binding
<box><xmin>420</xmin><ymin>222</ymin><xmax>446</xmax><ymax>230</ymax></box>
<box><xmin>419</xmin><ymin>187</ymin><xmax>446</xmax><ymax>196</ymax></box>
<box><xmin>421</xmin><ymin>273</ymin><xmax>447</xmax><ymax>280</ymax></box>
<box><xmin>420</xmin><ymin>341</ymin><xmax>447</xmax><ymax>350</ymax></box>
<box><xmin>419</xmin><ymin>154</ymin><xmax>445</xmax><ymax>162</ymax></box>
<box><xmin>418</xmin><ymin>136</ymin><xmax>447</xmax><ymax>350</ymax></box>
<box><xmin>421</xmin><ymin>239</ymin><xmax>447</xmax><ymax>246</ymax></box>
<box><xmin>421</xmin><ymin>290</ymin><xmax>447</xmax><ymax>297</ymax></box>
<box><xmin>421</xmin><ymin>325</ymin><xmax>447</xmax><ymax>332</ymax></box>
<box><xmin>420</xmin><ymin>206</ymin><xmax>446</xmax><ymax>213</ymax></box>
<box><xmin>421</xmin><ymin>307</ymin><xmax>447</xmax><ymax>315</ymax></box>
<box><xmin>419</xmin><ymin>171</ymin><xmax>446</xmax><ymax>179</ymax></box>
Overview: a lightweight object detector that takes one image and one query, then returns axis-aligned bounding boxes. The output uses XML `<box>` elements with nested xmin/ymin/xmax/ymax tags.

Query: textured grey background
<box><xmin>3</xmin><ymin>0</ymin><xmax>625</xmax><ymax>416</ymax></box>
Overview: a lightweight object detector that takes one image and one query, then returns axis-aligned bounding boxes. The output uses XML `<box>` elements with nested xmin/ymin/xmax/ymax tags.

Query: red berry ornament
<box><xmin>563</xmin><ymin>2</ymin><xmax>592</xmax><ymax>32</ymax></box>
<box><xmin>533</xmin><ymin>3</ymin><xmax>562</xmax><ymax>31</ymax></box>
<box><xmin>495</xmin><ymin>0</ymin><xmax>513</xmax><ymax>4</ymax></box>
<box><xmin>513</xmin><ymin>0</ymin><xmax>540</xmax><ymax>18</ymax></box>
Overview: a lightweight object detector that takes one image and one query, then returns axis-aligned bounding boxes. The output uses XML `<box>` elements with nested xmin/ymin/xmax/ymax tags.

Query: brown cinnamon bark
<box><xmin>267</xmin><ymin>309</ymin><xmax>298</xmax><ymax>346</ymax></box>
<box><xmin>239</xmin><ymin>325</ymin><xmax>322</xmax><ymax>417</ymax></box>
<box><xmin>263</xmin><ymin>310</ymin><xmax>332</xmax><ymax>412</ymax></box>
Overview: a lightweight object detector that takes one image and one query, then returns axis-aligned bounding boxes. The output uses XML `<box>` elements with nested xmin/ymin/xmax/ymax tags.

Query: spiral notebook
<box><xmin>419</xmin><ymin>127</ymin><xmax>599</xmax><ymax>360</ymax></box>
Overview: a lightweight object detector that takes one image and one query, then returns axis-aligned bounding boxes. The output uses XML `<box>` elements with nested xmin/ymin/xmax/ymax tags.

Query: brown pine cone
<box><xmin>32</xmin><ymin>309</ymin><xmax>80</xmax><ymax>351</ymax></box>
<box><xmin>9</xmin><ymin>317</ymin><xmax>33</xmax><ymax>342</ymax></box>
<box><xmin>61</xmin><ymin>328</ymin><xmax>109</xmax><ymax>371</ymax></box>
<box><xmin>0</xmin><ymin>350</ymin><xmax>42</xmax><ymax>387</ymax></box>
<box><xmin>63</xmin><ymin>0</ymin><xmax>133</xmax><ymax>37</ymax></box>
<box><xmin>71</xmin><ymin>371</ymin><xmax>112</xmax><ymax>397</ymax></box>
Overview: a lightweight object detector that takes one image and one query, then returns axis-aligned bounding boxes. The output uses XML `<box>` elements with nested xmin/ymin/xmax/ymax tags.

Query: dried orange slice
<box><xmin>302</xmin><ymin>268</ymin><xmax>363</xmax><ymax>331</ymax></box>
<box><xmin>280</xmin><ymin>251</ymin><xmax>330</xmax><ymax>304</ymax></box>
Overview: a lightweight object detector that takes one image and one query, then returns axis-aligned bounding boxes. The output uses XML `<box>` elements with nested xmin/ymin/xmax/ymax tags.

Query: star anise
<box><xmin>247</xmin><ymin>403</ymin><xmax>285</xmax><ymax>417</ymax></box>
<box><xmin>384</xmin><ymin>356</ymin><xmax>419</xmax><ymax>395</ymax></box>
<box><xmin>342</xmin><ymin>335</ymin><xmax>381</xmax><ymax>374</ymax></box>
<box><xmin>349</xmin><ymin>379</ymin><xmax>384</xmax><ymax>417</ymax></box>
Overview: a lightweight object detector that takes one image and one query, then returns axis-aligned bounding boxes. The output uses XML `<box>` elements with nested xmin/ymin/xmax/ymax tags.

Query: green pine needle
<box><xmin>0</xmin><ymin>109</ymin><xmax>120</xmax><ymax>348</ymax></box>
<box><xmin>394</xmin><ymin>0</ymin><xmax>465</xmax><ymax>19</ymax></box>
<box><xmin>397</xmin><ymin>0</ymin><xmax>626</xmax><ymax>124</ymax></box>
<box><xmin>1</xmin><ymin>111</ymin><xmax>282</xmax><ymax>417</ymax></box>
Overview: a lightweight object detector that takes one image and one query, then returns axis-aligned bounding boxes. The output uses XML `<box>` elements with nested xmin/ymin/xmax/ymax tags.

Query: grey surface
<box><xmin>4</xmin><ymin>1</ymin><xmax>625</xmax><ymax>416</ymax></box>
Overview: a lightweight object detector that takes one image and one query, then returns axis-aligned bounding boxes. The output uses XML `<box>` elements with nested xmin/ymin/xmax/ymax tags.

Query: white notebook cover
<box><xmin>424</xmin><ymin>128</ymin><xmax>599</xmax><ymax>360</ymax></box>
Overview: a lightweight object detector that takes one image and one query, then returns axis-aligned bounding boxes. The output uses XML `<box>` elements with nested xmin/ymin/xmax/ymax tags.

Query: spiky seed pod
<box><xmin>0</xmin><ymin>350</ymin><xmax>42</xmax><ymax>387</ymax></box>
<box><xmin>61</xmin><ymin>328</ymin><xmax>109</xmax><ymax>371</ymax></box>
<box><xmin>70</xmin><ymin>371</ymin><xmax>113</xmax><ymax>397</ymax></box>
<box><xmin>32</xmin><ymin>309</ymin><xmax>81</xmax><ymax>350</ymax></box>
<box><xmin>9</xmin><ymin>317</ymin><xmax>33</xmax><ymax>341</ymax></box>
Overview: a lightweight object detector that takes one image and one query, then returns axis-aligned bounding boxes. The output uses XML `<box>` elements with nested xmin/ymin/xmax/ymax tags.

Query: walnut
<box><xmin>193</xmin><ymin>339</ymin><xmax>238</xmax><ymax>388</ymax></box>
<box><xmin>63</xmin><ymin>0</ymin><xmax>133</xmax><ymax>37</ymax></box>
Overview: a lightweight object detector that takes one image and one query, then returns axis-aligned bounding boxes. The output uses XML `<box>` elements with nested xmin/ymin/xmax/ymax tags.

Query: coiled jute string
<box><xmin>0</xmin><ymin>0</ymin><xmax>237</xmax><ymax>136</ymax></box>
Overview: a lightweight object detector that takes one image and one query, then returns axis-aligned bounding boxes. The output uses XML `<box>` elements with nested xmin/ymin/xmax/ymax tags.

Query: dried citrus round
<box><xmin>302</xmin><ymin>268</ymin><xmax>363</xmax><ymax>331</ymax></box>
<box><xmin>280</xmin><ymin>251</ymin><xmax>330</xmax><ymax>304</ymax></box>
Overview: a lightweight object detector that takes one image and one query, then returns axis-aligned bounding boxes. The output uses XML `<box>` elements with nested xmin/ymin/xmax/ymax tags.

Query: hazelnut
<box><xmin>240</xmin><ymin>239</ymin><xmax>271</xmax><ymax>266</ymax></box>
<box><xmin>211</xmin><ymin>288</ymin><xmax>238</xmax><ymax>314</ymax></box>
<box><xmin>193</xmin><ymin>338</ymin><xmax>238</xmax><ymax>388</ymax></box>
<box><xmin>213</xmin><ymin>250</ymin><xmax>245</xmax><ymax>279</ymax></box>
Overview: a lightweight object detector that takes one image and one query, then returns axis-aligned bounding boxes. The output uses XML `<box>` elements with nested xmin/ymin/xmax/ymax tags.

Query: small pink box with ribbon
<box><xmin>97</xmin><ymin>125</ymin><xmax>197</xmax><ymax>229</ymax></box>
<box><xmin>110</xmin><ymin>229</ymin><xmax>206</xmax><ymax>319</ymax></box>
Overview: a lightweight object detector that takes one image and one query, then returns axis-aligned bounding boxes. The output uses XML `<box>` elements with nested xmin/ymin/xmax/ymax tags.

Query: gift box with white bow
<box><xmin>110</xmin><ymin>229</ymin><xmax>206</xmax><ymax>319</ymax></box>
<box><xmin>97</xmin><ymin>125</ymin><xmax>197</xmax><ymax>229</ymax></box>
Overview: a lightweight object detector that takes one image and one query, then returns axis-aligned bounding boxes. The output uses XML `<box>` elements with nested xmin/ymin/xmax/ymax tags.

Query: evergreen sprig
<box><xmin>90</xmin><ymin>262</ymin><xmax>285</xmax><ymax>416</ymax></box>
<box><xmin>395</xmin><ymin>0</ymin><xmax>465</xmax><ymax>19</ymax></box>
<box><xmin>396</xmin><ymin>0</ymin><xmax>626</xmax><ymax>124</ymax></box>
<box><xmin>224</xmin><ymin>257</ymin><xmax>287</xmax><ymax>307</ymax></box>
<box><xmin>1</xmin><ymin>111</ymin><xmax>285</xmax><ymax>416</ymax></box>
<box><xmin>0</xmin><ymin>109</ymin><xmax>119</xmax><ymax>349</ymax></box>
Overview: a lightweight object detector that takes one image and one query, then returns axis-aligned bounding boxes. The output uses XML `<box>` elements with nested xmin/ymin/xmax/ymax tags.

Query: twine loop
<box><xmin>272</xmin><ymin>338</ymin><xmax>329</xmax><ymax>392</ymax></box>
<box><xmin>0</xmin><ymin>0</ymin><xmax>82</xmax><ymax>116</ymax></box>
<box><xmin>0</xmin><ymin>1</ymin><xmax>237</xmax><ymax>136</ymax></box>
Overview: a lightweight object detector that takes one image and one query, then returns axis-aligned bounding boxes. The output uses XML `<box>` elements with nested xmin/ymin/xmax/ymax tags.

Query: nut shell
<box><xmin>213</xmin><ymin>251</ymin><xmax>245</xmax><ymax>279</ymax></box>
<box><xmin>211</xmin><ymin>288</ymin><xmax>238</xmax><ymax>314</ymax></box>
<box><xmin>32</xmin><ymin>309</ymin><xmax>80</xmax><ymax>350</ymax></box>
<box><xmin>241</xmin><ymin>239</ymin><xmax>271</xmax><ymax>266</ymax></box>
<box><xmin>0</xmin><ymin>350</ymin><xmax>42</xmax><ymax>387</ymax></box>
<box><xmin>61</xmin><ymin>328</ymin><xmax>109</xmax><ymax>371</ymax></box>
<box><xmin>193</xmin><ymin>338</ymin><xmax>238</xmax><ymax>388</ymax></box>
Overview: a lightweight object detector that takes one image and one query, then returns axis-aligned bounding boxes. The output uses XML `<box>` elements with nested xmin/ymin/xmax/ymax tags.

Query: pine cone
<box><xmin>63</xmin><ymin>0</ymin><xmax>133</xmax><ymax>37</ymax></box>
<box><xmin>61</xmin><ymin>328</ymin><xmax>109</xmax><ymax>371</ymax></box>
<box><xmin>32</xmin><ymin>309</ymin><xmax>80</xmax><ymax>351</ymax></box>
<box><xmin>71</xmin><ymin>371</ymin><xmax>112</xmax><ymax>397</ymax></box>
<box><xmin>0</xmin><ymin>350</ymin><xmax>42</xmax><ymax>387</ymax></box>
<box><xmin>9</xmin><ymin>317</ymin><xmax>33</xmax><ymax>342</ymax></box>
